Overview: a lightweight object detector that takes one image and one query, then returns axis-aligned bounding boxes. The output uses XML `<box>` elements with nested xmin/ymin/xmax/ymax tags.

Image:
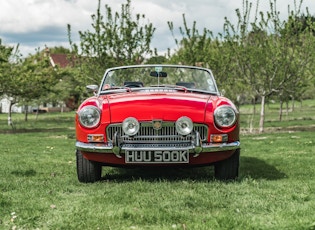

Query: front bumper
<box><xmin>76</xmin><ymin>140</ymin><xmax>240</xmax><ymax>157</ymax></box>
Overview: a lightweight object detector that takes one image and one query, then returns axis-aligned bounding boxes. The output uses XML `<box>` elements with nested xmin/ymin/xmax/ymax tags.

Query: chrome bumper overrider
<box><xmin>75</xmin><ymin>140</ymin><xmax>240</xmax><ymax>158</ymax></box>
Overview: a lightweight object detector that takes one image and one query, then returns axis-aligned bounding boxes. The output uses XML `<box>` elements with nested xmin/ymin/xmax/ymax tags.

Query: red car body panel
<box><xmin>106</xmin><ymin>92</ymin><xmax>209</xmax><ymax>123</ymax></box>
<box><xmin>76</xmin><ymin>92</ymin><xmax>239</xmax><ymax>143</ymax></box>
<box><xmin>76</xmin><ymin>91</ymin><xmax>239</xmax><ymax>165</ymax></box>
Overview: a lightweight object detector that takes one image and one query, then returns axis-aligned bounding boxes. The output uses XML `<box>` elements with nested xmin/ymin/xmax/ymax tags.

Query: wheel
<box><xmin>76</xmin><ymin>150</ymin><xmax>102</xmax><ymax>183</ymax></box>
<box><xmin>214</xmin><ymin>149</ymin><xmax>240</xmax><ymax>181</ymax></box>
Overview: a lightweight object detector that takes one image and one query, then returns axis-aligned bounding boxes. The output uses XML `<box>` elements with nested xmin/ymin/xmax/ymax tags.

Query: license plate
<box><xmin>125</xmin><ymin>150</ymin><xmax>189</xmax><ymax>163</ymax></box>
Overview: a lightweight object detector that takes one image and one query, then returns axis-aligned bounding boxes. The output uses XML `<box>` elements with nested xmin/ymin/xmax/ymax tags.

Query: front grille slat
<box><xmin>106</xmin><ymin>122</ymin><xmax>208</xmax><ymax>143</ymax></box>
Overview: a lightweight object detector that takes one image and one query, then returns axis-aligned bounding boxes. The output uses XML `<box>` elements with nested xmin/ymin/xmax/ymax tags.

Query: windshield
<box><xmin>100</xmin><ymin>65</ymin><xmax>219</xmax><ymax>94</ymax></box>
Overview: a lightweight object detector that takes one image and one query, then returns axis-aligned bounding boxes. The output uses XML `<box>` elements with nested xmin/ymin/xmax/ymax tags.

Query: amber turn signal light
<box><xmin>210</xmin><ymin>134</ymin><xmax>228</xmax><ymax>143</ymax></box>
<box><xmin>87</xmin><ymin>134</ymin><xmax>104</xmax><ymax>143</ymax></box>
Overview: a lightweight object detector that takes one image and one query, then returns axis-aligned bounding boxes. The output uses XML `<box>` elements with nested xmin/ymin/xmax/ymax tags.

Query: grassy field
<box><xmin>0</xmin><ymin>100</ymin><xmax>315</xmax><ymax>229</ymax></box>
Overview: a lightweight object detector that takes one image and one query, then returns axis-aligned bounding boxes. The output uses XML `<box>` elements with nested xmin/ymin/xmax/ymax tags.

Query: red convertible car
<box><xmin>75</xmin><ymin>65</ymin><xmax>240</xmax><ymax>182</ymax></box>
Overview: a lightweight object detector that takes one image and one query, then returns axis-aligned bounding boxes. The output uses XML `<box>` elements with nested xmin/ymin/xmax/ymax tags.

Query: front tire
<box><xmin>76</xmin><ymin>150</ymin><xmax>102</xmax><ymax>183</ymax></box>
<box><xmin>214</xmin><ymin>149</ymin><xmax>240</xmax><ymax>181</ymax></box>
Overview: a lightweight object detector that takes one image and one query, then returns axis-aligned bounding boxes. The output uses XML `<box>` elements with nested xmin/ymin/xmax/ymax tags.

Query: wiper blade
<box><xmin>100</xmin><ymin>86</ymin><xmax>132</xmax><ymax>94</ymax></box>
<box><xmin>149</xmin><ymin>84</ymin><xmax>188</xmax><ymax>92</ymax></box>
<box><xmin>151</xmin><ymin>85</ymin><xmax>218</xmax><ymax>95</ymax></box>
<box><xmin>187</xmin><ymin>88</ymin><xmax>219</xmax><ymax>95</ymax></box>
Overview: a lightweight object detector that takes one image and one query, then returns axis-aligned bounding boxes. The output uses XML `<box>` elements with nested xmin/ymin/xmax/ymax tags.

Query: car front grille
<box><xmin>106</xmin><ymin>122</ymin><xmax>208</xmax><ymax>143</ymax></box>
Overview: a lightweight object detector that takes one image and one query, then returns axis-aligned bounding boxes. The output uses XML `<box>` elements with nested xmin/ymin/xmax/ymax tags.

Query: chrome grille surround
<box><xmin>106</xmin><ymin>122</ymin><xmax>208</xmax><ymax>144</ymax></box>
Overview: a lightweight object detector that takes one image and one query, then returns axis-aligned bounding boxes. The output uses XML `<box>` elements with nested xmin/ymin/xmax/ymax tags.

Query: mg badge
<box><xmin>152</xmin><ymin>120</ymin><xmax>162</xmax><ymax>130</ymax></box>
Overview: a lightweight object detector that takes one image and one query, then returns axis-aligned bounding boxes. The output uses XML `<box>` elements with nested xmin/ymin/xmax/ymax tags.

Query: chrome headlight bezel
<box><xmin>78</xmin><ymin>106</ymin><xmax>101</xmax><ymax>129</ymax></box>
<box><xmin>214</xmin><ymin>106</ymin><xmax>237</xmax><ymax>128</ymax></box>
<box><xmin>176</xmin><ymin>116</ymin><xmax>193</xmax><ymax>136</ymax></box>
<box><xmin>122</xmin><ymin>117</ymin><xmax>140</xmax><ymax>136</ymax></box>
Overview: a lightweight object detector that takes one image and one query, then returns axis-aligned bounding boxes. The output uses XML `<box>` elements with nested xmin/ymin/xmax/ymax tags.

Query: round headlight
<box><xmin>78</xmin><ymin>106</ymin><xmax>101</xmax><ymax>128</ymax></box>
<box><xmin>122</xmin><ymin>117</ymin><xmax>140</xmax><ymax>136</ymax></box>
<box><xmin>176</xmin><ymin>116</ymin><xmax>193</xmax><ymax>136</ymax></box>
<box><xmin>214</xmin><ymin>106</ymin><xmax>236</xmax><ymax>128</ymax></box>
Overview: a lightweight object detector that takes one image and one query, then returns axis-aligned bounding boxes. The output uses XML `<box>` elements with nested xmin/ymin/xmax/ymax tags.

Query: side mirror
<box><xmin>86</xmin><ymin>85</ymin><xmax>98</xmax><ymax>95</ymax></box>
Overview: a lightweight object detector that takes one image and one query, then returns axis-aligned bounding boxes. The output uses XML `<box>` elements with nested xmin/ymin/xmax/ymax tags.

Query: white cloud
<box><xmin>0</xmin><ymin>0</ymin><xmax>314</xmax><ymax>56</ymax></box>
<box><xmin>0</xmin><ymin>0</ymin><xmax>96</xmax><ymax>33</ymax></box>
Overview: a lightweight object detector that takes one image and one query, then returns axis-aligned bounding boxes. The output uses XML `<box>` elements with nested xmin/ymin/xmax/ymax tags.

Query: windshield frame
<box><xmin>98</xmin><ymin>64</ymin><xmax>220</xmax><ymax>96</ymax></box>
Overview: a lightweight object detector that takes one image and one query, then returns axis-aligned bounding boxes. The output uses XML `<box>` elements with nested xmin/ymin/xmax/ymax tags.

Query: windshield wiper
<box><xmin>150</xmin><ymin>85</ymin><xmax>218</xmax><ymax>95</ymax></box>
<box><xmin>186</xmin><ymin>88</ymin><xmax>219</xmax><ymax>95</ymax></box>
<box><xmin>149</xmin><ymin>84</ymin><xmax>188</xmax><ymax>92</ymax></box>
<box><xmin>100</xmin><ymin>86</ymin><xmax>132</xmax><ymax>95</ymax></box>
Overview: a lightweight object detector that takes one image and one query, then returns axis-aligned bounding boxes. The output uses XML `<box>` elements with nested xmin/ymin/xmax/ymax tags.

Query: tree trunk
<box><xmin>8</xmin><ymin>100</ymin><xmax>14</xmax><ymax>127</ymax></box>
<box><xmin>35</xmin><ymin>105</ymin><xmax>39</xmax><ymax>120</ymax></box>
<box><xmin>249</xmin><ymin>111</ymin><xmax>254</xmax><ymax>133</ymax></box>
<box><xmin>259</xmin><ymin>95</ymin><xmax>265</xmax><ymax>133</ymax></box>
<box><xmin>249</xmin><ymin>98</ymin><xmax>256</xmax><ymax>133</ymax></box>
<box><xmin>292</xmin><ymin>96</ymin><xmax>295</xmax><ymax>112</ymax></box>
<box><xmin>279</xmin><ymin>100</ymin><xmax>283</xmax><ymax>122</ymax></box>
<box><xmin>24</xmin><ymin>105</ymin><xmax>28</xmax><ymax>122</ymax></box>
<box><xmin>252</xmin><ymin>96</ymin><xmax>256</xmax><ymax>115</ymax></box>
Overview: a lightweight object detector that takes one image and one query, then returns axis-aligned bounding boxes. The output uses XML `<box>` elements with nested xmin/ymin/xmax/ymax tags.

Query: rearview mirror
<box><xmin>150</xmin><ymin>71</ymin><xmax>167</xmax><ymax>77</ymax></box>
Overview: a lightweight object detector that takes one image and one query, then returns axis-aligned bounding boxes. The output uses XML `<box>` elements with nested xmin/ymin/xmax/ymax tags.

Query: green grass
<box><xmin>0</xmin><ymin>103</ymin><xmax>315</xmax><ymax>229</ymax></box>
<box><xmin>0</xmin><ymin>112</ymin><xmax>76</xmax><ymax>134</ymax></box>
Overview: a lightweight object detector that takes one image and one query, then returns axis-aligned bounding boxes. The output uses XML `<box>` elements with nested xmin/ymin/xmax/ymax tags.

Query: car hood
<box><xmin>102</xmin><ymin>92</ymin><xmax>217</xmax><ymax>123</ymax></box>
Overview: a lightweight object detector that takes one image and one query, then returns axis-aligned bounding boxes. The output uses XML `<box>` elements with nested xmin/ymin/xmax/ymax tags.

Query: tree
<box><xmin>167</xmin><ymin>14</ymin><xmax>249</xmax><ymax>108</ymax></box>
<box><xmin>278</xmin><ymin>14</ymin><xmax>315</xmax><ymax>117</ymax></box>
<box><xmin>16</xmin><ymin>49</ymin><xmax>64</xmax><ymax>120</ymax></box>
<box><xmin>68</xmin><ymin>0</ymin><xmax>156</xmax><ymax>85</ymax></box>
<box><xmin>0</xmin><ymin>43</ymin><xmax>64</xmax><ymax>124</ymax></box>
<box><xmin>223</xmin><ymin>0</ymin><xmax>314</xmax><ymax>132</ymax></box>
<box><xmin>0</xmin><ymin>39</ymin><xmax>22</xmax><ymax>125</ymax></box>
<box><xmin>168</xmin><ymin>14</ymin><xmax>213</xmax><ymax>66</ymax></box>
<box><xmin>38</xmin><ymin>47</ymin><xmax>82</xmax><ymax>110</ymax></box>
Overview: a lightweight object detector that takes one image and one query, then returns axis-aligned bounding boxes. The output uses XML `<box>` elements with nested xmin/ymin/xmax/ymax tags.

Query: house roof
<box><xmin>49</xmin><ymin>54</ymin><xmax>74</xmax><ymax>68</ymax></box>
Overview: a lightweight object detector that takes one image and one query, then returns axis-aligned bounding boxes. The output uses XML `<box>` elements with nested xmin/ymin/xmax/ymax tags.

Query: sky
<box><xmin>1</xmin><ymin>0</ymin><xmax>315</xmax><ymax>57</ymax></box>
